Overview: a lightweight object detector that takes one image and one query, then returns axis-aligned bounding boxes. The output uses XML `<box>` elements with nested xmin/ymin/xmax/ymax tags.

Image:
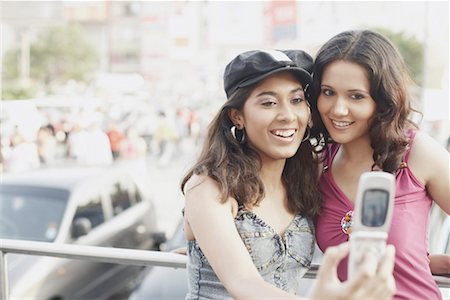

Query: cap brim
<box><xmin>237</xmin><ymin>66</ymin><xmax>312</xmax><ymax>90</ymax></box>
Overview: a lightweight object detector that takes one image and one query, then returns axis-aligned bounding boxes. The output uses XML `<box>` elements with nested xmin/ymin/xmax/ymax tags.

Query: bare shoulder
<box><xmin>184</xmin><ymin>174</ymin><xmax>220</xmax><ymax>201</ymax></box>
<box><xmin>183</xmin><ymin>174</ymin><xmax>238</xmax><ymax>240</ymax></box>
<box><xmin>409</xmin><ymin>131</ymin><xmax>446</xmax><ymax>162</ymax></box>
<box><xmin>184</xmin><ymin>174</ymin><xmax>237</xmax><ymax>212</ymax></box>
<box><xmin>408</xmin><ymin>130</ymin><xmax>449</xmax><ymax>183</ymax></box>
<box><xmin>184</xmin><ymin>173</ymin><xmax>213</xmax><ymax>193</ymax></box>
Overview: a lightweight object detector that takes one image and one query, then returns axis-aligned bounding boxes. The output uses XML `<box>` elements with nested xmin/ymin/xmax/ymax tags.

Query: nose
<box><xmin>331</xmin><ymin>97</ymin><xmax>349</xmax><ymax>116</ymax></box>
<box><xmin>277</xmin><ymin>102</ymin><xmax>296</xmax><ymax>122</ymax></box>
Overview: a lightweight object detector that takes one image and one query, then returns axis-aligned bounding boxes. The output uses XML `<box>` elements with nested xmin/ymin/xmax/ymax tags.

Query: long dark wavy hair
<box><xmin>310</xmin><ymin>30</ymin><xmax>419</xmax><ymax>173</ymax></box>
<box><xmin>181</xmin><ymin>81</ymin><xmax>322</xmax><ymax>218</ymax></box>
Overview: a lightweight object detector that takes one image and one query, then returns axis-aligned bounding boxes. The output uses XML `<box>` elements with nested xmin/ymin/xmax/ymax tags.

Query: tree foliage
<box><xmin>3</xmin><ymin>24</ymin><xmax>98</xmax><ymax>99</ymax></box>
<box><xmin>374</xmin><ymin>28</ymin><xmax>424</xmax><ymax>86</ymax></box>
<box><xmin>30</xmin><ymin>25</ymin><xmax>98</xmax><ymax>86</ymax></box>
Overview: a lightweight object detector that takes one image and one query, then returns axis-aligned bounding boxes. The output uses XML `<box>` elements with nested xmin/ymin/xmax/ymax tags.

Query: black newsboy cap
<box><xmin>223</xmin><ymin>49</ymin><xmax>313</xmax><ymax>98</ymax></box>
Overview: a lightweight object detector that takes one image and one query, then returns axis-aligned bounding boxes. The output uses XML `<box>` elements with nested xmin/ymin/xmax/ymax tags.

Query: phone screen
<box><xmin>361</xmin><ymin>189</ymin><xmax>389</xmax><ymax>227</ymax></box>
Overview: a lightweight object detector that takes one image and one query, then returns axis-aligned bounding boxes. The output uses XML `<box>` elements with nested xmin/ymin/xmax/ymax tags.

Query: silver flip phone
<box><xmin>348</xmin><ymin>171</ymin><xmax>395</xmax><ymax>279</ymax></box>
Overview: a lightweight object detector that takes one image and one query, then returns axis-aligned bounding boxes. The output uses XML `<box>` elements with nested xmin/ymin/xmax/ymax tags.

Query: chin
<box><xmin>328</xmin><ymin>136</ymin><xmax>346</xmax><ymax>144</ymax></box>
<box><xmin>328</xmin><ymin>134</ymin><xmax>357</xmax><ymax>145</ymax></box>
<box><xmin>278</xmin><ymin>150</ymin><xmax>299</xmax><ymax>159</ymax></box>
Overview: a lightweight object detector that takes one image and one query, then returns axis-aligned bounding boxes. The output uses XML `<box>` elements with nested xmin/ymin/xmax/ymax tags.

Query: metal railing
<box><xmin>1</xmin><ymin>238</ymin><xmax>449</xmax><ymax>300</ymax></box>
<box><xmin>0</xmin><ymin>238</ymin><xmax>187</xmax><ymax>300</ymax></box>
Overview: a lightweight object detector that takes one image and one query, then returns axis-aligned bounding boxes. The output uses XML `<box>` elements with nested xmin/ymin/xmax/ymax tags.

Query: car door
<box><xmin>70</xmin><ymin>172</ymin><xmax>158</xmax><ymax>298</ymax></box>
<box><xmin>57</xmin><ymin>171</ymin><xmax>156</xmax><ymax>299</ymax></box>
<box><xmin>105</xmin><ymin>174</ymin><xmax>156</xmax><ymax>251</ymax></box>
<box><xmin>62</xmin><ymin>173</ymin><xmax>146</xmax><ymax>299</ymax></box>
<box><xmin>32</xmin><ymin>183</ymin><xmax>113</xmax><ymax>300</ymax></box>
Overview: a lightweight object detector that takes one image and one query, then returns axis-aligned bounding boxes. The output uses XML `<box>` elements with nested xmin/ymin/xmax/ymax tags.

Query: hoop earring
<box><xmin>302</xmin><ymin>126</ymin><xmax>311</xmax><ymax>142</ymax></box>
<box><xmin>230</xmin><ymin>125</ymin><xmax>246</xmax><ymax>144</ymax></box>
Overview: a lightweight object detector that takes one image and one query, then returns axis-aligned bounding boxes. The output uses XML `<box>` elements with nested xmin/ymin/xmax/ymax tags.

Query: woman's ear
<box><xmin>228</xmin><ymin>108</ymin><xmax>243</xmax><ymax>129</ymax></box>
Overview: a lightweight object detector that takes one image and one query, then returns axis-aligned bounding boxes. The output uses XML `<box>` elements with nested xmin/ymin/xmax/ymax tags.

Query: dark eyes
<box><xmin>261</xmin><ymin>97</ymin><xmax>305</xmax><ymax>107</ymax></box>
<box><xmin>291</xmin><ymin>97</ymin><xmax>305</xmax><ymax>104</ymax></box>
<box><xmin>322</xmin><ymin>89</ymin><xmax>334</xmax><ymax>96</ymax></box>
<box><xmin>351</xmin><ymin>93</ymin><xmax>365</xmax><ymax>100</ymax></box>
<box><xmin>321</xmin><ymin>88</ymin><xmax>365</xmax><ymax>100</ymax></box>
<box><xmin>261</xmin><ymin>100</ymin><xmax>277</xmax><ymax>107</ymax></box>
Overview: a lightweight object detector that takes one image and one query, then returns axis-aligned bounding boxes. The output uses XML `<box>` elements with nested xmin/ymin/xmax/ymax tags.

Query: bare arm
<box><xmin>408</xmin><ymin>132</ymin><xmax>450</xmax><ymax>214</ymax></box>
<box><xmin>184</xmin><ymin>175</ymin><xmax>396</xmax><ymax>300</ymax></box>
<box><xmin>429</xmin><ymin>253</ymin><xmax>450</xmax><ymax>275</ymax></box>
<box><xmin>184</xmin><ymin>175</ymin><xmax>299</xmax><ymax>299</ymax></box>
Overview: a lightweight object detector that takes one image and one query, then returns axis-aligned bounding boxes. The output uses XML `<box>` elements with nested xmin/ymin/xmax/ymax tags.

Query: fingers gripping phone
<box><xmin>348</xmin><ymin>171</ymin><xmax>396</xmax><ymax>279</ymax></box>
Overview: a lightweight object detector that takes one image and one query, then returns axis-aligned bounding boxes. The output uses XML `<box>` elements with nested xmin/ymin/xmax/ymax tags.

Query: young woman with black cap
<box><xmin>181</xmin><ymin>49</ymin><xmax>396</xmax><ymax>299</ymax></box>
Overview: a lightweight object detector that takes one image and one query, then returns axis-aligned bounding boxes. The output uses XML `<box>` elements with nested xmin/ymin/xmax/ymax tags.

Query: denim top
<box><xmin>186</xmin><ymin>206</ymin><xmax>315</xmax><ymax>299</ymax></box>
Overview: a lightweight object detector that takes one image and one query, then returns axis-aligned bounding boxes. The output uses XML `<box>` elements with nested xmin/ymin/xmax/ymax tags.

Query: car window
<box><xmin>74</xmin><ymin>195</ymin><xmax>105</xmax><ymax>228</ymax></box>
<box><xmin>0</xmin><ymin>185</ymin><xmax>68</xmax><ymax>242</ymax></box>
<box><xmin>110</xmin><ymin>181</ymin><xmax>132</xmax><ymax>215</ymax></box>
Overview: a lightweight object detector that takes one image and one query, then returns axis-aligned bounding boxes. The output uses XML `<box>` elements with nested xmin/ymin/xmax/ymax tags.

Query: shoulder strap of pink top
<box><xmin>403</xmin><ymin>129</ymin><xmax>417</xmax><ymax>162</ymax></box>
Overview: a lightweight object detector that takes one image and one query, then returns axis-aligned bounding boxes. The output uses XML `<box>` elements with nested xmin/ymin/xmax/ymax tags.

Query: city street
<box><xmin>144</xmin><ymin>138</ymin><xmax>199</xmax><ymax>239</ymax></box>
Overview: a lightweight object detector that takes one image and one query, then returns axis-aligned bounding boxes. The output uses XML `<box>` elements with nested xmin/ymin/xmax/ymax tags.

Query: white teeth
<box><xmin>332</xmin><ymin>120</ymin><xmax>352</xmax><ymax>127</ymax></box>
<box><xmin>272</xmin><ymin>129</ymin><xmax>296</xmax><ymax>137</ymax></box>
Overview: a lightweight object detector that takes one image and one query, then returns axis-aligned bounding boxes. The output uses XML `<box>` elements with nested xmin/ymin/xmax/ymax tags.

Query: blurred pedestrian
<box><xmin>154</xmin><ymin>111</ymin><xmax>178</xmax><ymax>166</ymax></box>
<box><xmin>106</xmin><ymin>121</ymin><xmax>125</xmax><ymax>160</ymax></box>
<box><xmin>311</xmin><ymin>30</ymin><xmax>449</xmax><ymax>300</ymax></box>
<box><xmin>37</xmin><ymin>125</ymin><xmax>57</xmax><ymax>165</ymax></box>
<box><xmin>67</xmin><ymin>123</ymin><xmax>88</xmax><ymax>162</ymax></box>
<box><xmin>119</xmin><ymin>127</ymin><xmax>147</xmax><ymax>160</ymax></box>
<box><xmin>4</xmin><ymin>128</ymin><xmax>40</xmax><ymax>172</ymax></box>
<box><xmin>84</xmin><ymin>121</ymin><xmax>113</xmax><ymax>165</ymax></box>
<box><xmin>67</xmin><ymin>121</ymin><xmax>113</xmax><ymax>165</ymax></box>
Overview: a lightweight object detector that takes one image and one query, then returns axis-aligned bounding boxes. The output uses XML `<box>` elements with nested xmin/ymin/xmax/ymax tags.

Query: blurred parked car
<box><xmin>1</xmin><ymin>165</ymin><xmax>165</xmax><ymax>300</ymax></box>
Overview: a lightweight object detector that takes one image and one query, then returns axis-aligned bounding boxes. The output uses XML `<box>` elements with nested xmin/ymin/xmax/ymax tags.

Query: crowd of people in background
<box><xmin>1</xmin><ymin>110</ymin><xmax>449</xmax><ymax>174</ymax></box>
<box><xmin>0</xmin><ymin>95</ymin><xmax>448</xmax><ymax>174</ymax></box>
<box><xmin>0</xmin><ymin>103</ymin><xmax>211</xmax><ymax>173</ymax></box>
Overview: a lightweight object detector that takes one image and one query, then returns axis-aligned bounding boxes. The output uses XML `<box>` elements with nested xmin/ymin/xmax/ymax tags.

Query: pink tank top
<box><xmin>315</xmin><ymin>131</ymin><xmax>442</xmax><ymax>300</ymax></box>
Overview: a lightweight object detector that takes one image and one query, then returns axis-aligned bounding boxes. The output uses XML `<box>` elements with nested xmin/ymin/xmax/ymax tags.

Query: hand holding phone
<box><xmin>348</xmin><ymin>171</ymin><xmax>396</xmax><ymax>280</ymax></box>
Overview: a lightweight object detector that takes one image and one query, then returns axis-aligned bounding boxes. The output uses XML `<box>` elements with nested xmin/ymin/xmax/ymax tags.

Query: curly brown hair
<box><xmin>310</xmin><ymin>30</ymin><xmax>420</xmax><ymax>173</ymax></box>
<box><xmin>181</xmin><ymin>83</ymin><xmax>322</xmax><ymax>218</ymax></box>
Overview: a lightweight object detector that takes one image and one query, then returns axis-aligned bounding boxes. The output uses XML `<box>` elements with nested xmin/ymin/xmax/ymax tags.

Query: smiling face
<box><xmin>230</xmin><ymin>72</ymin><xmax>310</xmax><ymax>163</ymax></box>
<box><xmin>317</xmin><ymin>60</ymin><xmax>376</xmax><ymax>145</ymax></box>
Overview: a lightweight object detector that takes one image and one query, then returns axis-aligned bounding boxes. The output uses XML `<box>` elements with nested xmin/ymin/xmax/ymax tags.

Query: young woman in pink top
<box><xmin>311</xmin><ymin>30</ymin><xmax>450</xmax><ymax>300</ymax></box>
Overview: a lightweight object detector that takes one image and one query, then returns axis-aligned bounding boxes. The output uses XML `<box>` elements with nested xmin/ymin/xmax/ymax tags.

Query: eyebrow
<box><xmin>348</xmin><ymin>89</ymin><xmax>370</xmax><ymax>94</ymax></box>
<box><xmin>255</xmin><ymin>87</ymin><xmax>304</xmax><ymax>97</ymax></box>
<box><xmin>321</xmin><ymin>84</ymin><xmax>369</xmax><ymax>93</ymax></box>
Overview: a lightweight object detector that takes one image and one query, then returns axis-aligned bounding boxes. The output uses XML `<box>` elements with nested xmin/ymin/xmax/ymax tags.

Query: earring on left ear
<box><xmin>230</xmin><ymin>125</ymin><xmax>246</xmax><ymax>144</ymax></box>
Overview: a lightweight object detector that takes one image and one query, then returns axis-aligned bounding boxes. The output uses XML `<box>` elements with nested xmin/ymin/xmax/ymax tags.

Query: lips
<box><xmin>270</xmin><ymin>129</ymin><xmax>297</xmax><ymax>138</ymax></box>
